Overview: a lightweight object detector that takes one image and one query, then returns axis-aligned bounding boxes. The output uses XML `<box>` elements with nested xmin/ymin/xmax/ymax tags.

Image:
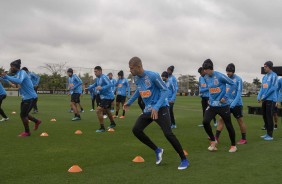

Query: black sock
<box><xmin>101</xmin><ymin>124</ymin><xmax>105</xmax><ymax>129</ymax></box>
<box><xmin>275</xmin><ymin>124</ymin><xmax>278</xmax><ymax>128</ymax></box>
<box><xmin>122</xmin><ymin>110</ymin><xmax>125</xmax><ymax>116</ymax></box>
<box><xmin>29</xmin><ymin>117</ymin><xmax>38</xmax><ymax>123</ymax></box>
<box><xmin>116</xmin><ymin>111</ymin><xmax>118</xmax><ymax>116</ymax></box>
<box><xmin>242</xmin><ymin>133</ymin><xmax>246</xmax><ymax>140</ymax></box>
<box><xmin>215</xmin><ymin>130</ymin><xmax>221</xmax><ymax>138</ymax></box>
<box><xmin>111</xmin><ymin>121</ymin><xmax>116</xmax><ymax>125</ymax></box>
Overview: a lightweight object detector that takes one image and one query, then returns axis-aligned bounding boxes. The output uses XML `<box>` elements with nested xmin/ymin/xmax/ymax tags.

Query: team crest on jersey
<box><xmin>118</xmin><ymin>84</ymin><xmax>123</xmax><ymax>87</ymax></box>
<box><xmin>145</xmin><ymin>80</ymin><xmax>151</xmax><ymax>87</ymax></box>
<box><xmin>214</xmin><ymin>79</ymin><xmax>219</xmax><ymax>85</ymax></box>
<box><xmin>140</xmin><ymin>90</ymin><xmax>152</xmax><ymax>98</ymax></box>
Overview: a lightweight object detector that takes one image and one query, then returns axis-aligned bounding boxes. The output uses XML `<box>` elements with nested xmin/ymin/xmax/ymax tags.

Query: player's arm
<box><xmin>2</xmin><ymin>71</ymin><xmax>25</xmax><ymax>84</ymax></box>
<box><xmin>34</xmin><ymin>73</ymin><xmax>40</xmax><ymax>86</ymax></box>
<box><xmin>124</xmin><ymin>89</ymin><xmax>140</xmax><ymax>111</ymax></box>
<box><xmin>87</xmin><ymin>82</ymin><xmax>97</xmax><ymax>91</ymax></box>
<box><xmin>257</xmin><ymin>77</ymin><xmax>264</xmax><ymax>101</ymax></box>
<box><xmin>152</xmin><ymin>74</ymin><xmax>168</xmax><ymax>111</ymax></box>
<box><xmin>220</xmin><ymin>74</ymin><xmax>235</xmax><ymax>102</ymax></box>
<box><xmin>169</xmin><ymin>82</ymin><xmax>176</xmax><ymax>103</ymax></box>
<box><xmin>126</xmin><ymin>79</ymin><xmax>131</xmax><ymax>97</ymax></box>
<box><xmin>231</xmin><ymin>78</ymin><xmax>242</xmax><ymax>108</ymax></box>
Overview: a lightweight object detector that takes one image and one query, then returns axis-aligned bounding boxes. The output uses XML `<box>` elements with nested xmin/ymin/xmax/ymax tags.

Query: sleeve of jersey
<box><xmin>262</xmin><ymin>74</ymin><xmax>278</xmax><ymax>100</ymax></box>
<box><xmin>113</xmin><ymin>79</ymin><xmax>117</xmax><ymax>92</ymax></box>
<box><xmin>3</xmin><ymin>72</ymin><xmax>25</xmax><ymax>84</ymax></box>
<box><xmin>170</xmin><ymin>83</ymin><xmax>177</xmax><ymax>102</ymax></box>
<box><xmin>152</xmin><ymin>74</ymin><xmax>168</xmax><ymax>111</ymax></box>
<box><xmin>101</xmin><ymin>76</ymin><xmax>112</xmax><ymax>91</ymax></box>
<box><xmin>35</xmin><ymin>74</ymin><xmax>40</xmax><ymax>85</ymax></box>
<box><xmin>87</xmin><ymin>83</ymin><xmax>97</xmax><ymax>90</ymax></box>
<box><xmin>221</xmin><ymin>74</ymin><xmax>235</xmax><ymax>101</ymax></box>
<box><xmin>231</xmin><ymin>78</ymin><xmax>242</xmax><ymax>108</ymax></box>
<box><xmin>0</xmin><ymin>77</ymin><xmax>10</xmax><ymax>84</ymax></box>
<box><xmin>127</xmin><ymin>89</ymin><xmax>140</xmax><ymax>105</ymax></box>
<box><xmin>73</xmin><ymin>75</ymin><xmax>82</xmax><ymax>90</ymax></box>
<box><xmin>278</xmin><ymin>81</ymin><xmax>282</xmax><ymax>102</ymax></box>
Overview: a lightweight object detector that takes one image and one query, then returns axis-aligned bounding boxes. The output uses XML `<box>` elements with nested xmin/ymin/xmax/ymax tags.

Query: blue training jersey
<box><xmin>199</xmin><ymin>76</ymin><xmax>209</xmax><ymax>98</ymax></box>
<box><xmin>127</xmin><ymin>70</ymin><xmax>168</xmax><ymax>113</ymax></box>
<box><xmin>165</xmin><ymin>80</ymin><xmax>176</xmax><ymax>102</ymax></box>
<box><xmin>68</xmin><ymin>74</ymin><xmax>82</xmax><ymax>95</ymax></box>
<box><xmin>95</xmin><ymin>74</ymin><xmax>114</xmax><ymax>100</ymax></box>
<box><xmin>28</xmin><ymin>72</ymin><xmax>40</xmax><ymax>86</ymax></box>
<box><xmin>257</xmin><ymin>71</ymin><xmax>278</xmax><ymax>102</ymax></box>
<box><xmin>169</xmin><ymin>75</ymin><xmax>178</xmax><ymax>91</ymax></box>
<box><xmin>3</xmin><ymin>70</ymin><xmax>37</xmax><ymax>100</ymax></box>
<box><xmin>226</xmin><ymin>74</ymin><xmax>243</xmax><ymax>108</ymax></box>
<box><xmin>277</xmin><ymin>78</ymin><xmax>282</xmax><ymax>102</ymax></box>
<box><xmin>0</xmin><ymin>78</ymin><xmax>8</xmax><ymax>95</ymax></box>
<box><xmin>116</xmin><ymin>78</ymin><xmax>130</xmax><ymax>97</ymax></box>
<box><xmin>204</xmin><ymin>71</ymin><xmax>235</xmax><ymax>107</ymax></box>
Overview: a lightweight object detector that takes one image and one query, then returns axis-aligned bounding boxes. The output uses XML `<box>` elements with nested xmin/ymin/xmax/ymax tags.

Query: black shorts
<box><xmin>116</xmin><ymin>95</ymin><xmax>126</xmax><ymax>103</ymax></box>
<box><xmin>230</xmin><ymin>106</ymin><xmax>243</xmax><ymax>119</ymax></box>
<box><xmin>0</xmin><ymin>95</ymin><xmax>6</xmax><ymax>101</ymax></box>
<box><xmin>21</xmin><ymin>99</ymin><xmax>36</xmax><ymax>117</ymax></box>
<box><xmin>71</xmin><ymin>93</ymin><xmax>81</xmax><ymax>103</ymax></box>
<box><xmin>96</xmin><ymin>94</ymin><xmax>101</xmax><ymax>106</ymax></box>
<box><xmin>273</xmin><ymin>106</ymin><xmax>278</xmax><ymax>114</ymax></box>
<box><xmin>99</xmin><ymin>99</ymin><xmax>114</xmax><ymax>109</ymax></box>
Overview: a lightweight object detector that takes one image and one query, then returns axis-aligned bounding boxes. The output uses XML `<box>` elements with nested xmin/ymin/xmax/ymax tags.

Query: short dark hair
<box><xmin>94</xmin><ymin>66</ymin><xmax>102</xmax><ymax>71</ymax></box>
<box><xmin>67</xmin><ymin>68</ymin><xmax>73</xmax><ymax>73</ymax></box>
<box><xmin>167</xmin><ymin>65</ymin><xmax>175</xmax><ymax>73</ymax></box>
<box><xmin>10</xmin><ymin>59</ymin><xmax>21</xmax><ymax>69</ymax></box>
<box><xmin>198</xmin><ymin>67</ymin><xmax>203</xmax><ymax>74</ymax></box>
<box><xmin>161</xmin><ymin>71</ymin><xmax>169</xmax><ymax>78</ymax></box>
<box><xmin>118</xmin><ymin>70</ymin><xmax>124</xmax><ymax>77</ymax></box>
<box><xmin>226</xmin><ymin>63</ymin><xmax>235</xmax><ymax>73</ymax></box>
<box><xmin>129</xmin><ymin>57</ymin><xmax>142</xmax><ymax>66</ymax></box>
<box><xmin>22</xmin><ymin>67</ymin><xmax>29</xmax><ymax>72</ymax></box>
<box><xmin>202</xmin><ymin>59</ymin><xmax>213</xmax><ymax>70</ymax></box>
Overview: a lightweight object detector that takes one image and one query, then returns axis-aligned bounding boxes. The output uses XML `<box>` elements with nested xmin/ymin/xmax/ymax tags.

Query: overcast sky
<box><xmin>0</xmin><ymin>0</ymin><xmax>281</xmax><ymax>82</ymax></box>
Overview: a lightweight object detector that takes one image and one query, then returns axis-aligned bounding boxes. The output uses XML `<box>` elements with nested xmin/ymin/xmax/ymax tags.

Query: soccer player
<box><xmin>0</xmin><ymin>78</ymin><xmax>10</xmax><ymax>122</ymax></box>
<box><xmin>257</xmin><ymin>61</ymin><xmax>278</xmax><ymax>141</ymax></box>
<box><xmin>201</xmin><ymin>59</ymin><xmax>237</xmax><ymax>152</ymax></box>
<box><xmin>198</xmin><ymin>67</ymin><xmax>217</xmax><ymax>127</ymax></box>
<box><xmin>215</xmin><ymin>63</ymin><xmax>247</xmax><ymax>144</ymax></box>
<box><xmin>161</xmin><ymin>71</ymin><xmax>177</xmax><ymax>129</ymax></box>
<box><xmin>22</xmin><ymin>67</ymin><xmax>40</xmax><ymax>113</ymax></box>
<box><xmin>67</xmin><ymin>68</ymin><xmax>82</xmax><ymax>121</ymax></box>
<box><xmin>92</xmin><ymin>66</ymin><xmax>116</xmax><ymax>132</ymax></box>
<box><xmin>124</xmin><ymin>57</ymin><xmax>189</xmax><ymax>170</ymax></box>
<box><xmin>107</xmin><ymin>73</ymin><xmax>117</xmax><ymax>113</ymax></box>
<box><xmin>114</xmin><ymin>70</ymin><xmax>130</xmax><ymax>119</ymax></box>
<box><xmin>167</xmin><ymin>66</ymin><xmax>178</xmax><ymax>128</ymax></box>
<box><xmin>0</xmin><ymin>59</ymin><xmax>42</xmax><ymax>137</ymax></box>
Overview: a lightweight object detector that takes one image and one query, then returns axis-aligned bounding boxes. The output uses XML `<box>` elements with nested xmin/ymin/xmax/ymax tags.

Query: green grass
<box><xmin>0</xmin><ymin>95</ymin><xmax>281</xmax><ymax>184</ymax></box>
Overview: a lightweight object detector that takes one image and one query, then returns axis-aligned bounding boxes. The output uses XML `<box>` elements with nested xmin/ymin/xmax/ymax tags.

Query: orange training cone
<box><xmin>132</xmin><ymin>156</ymin><xmax>145</xmax><ymax>163</ymax></box>
<box><xmin>50</xmin><ymin>118</ymin><xmax>57</xmax><ymax>122</ymax></box>
<box><xmin>75</xmin><ymin>130</ymin><xmax>82</xmax><ymax>135</ymax></box>
<box><xmin>40</xmin><ymin>132</ymin><xmax>49</xmax><ymax>137</ymax></box>
<box><xmin>183</xmin><ymin>150</ymin><xmax>189</xmax><ymax>156</ymax></box>
<box><xmin>108</xmin><ymin>128</ymin><xmax>115</xmax><ymax>132</ymax></box>
<box><xmin>68</xmin><ymin>165</ymin><xmax>82</xmax><ymax>173</ymax></box>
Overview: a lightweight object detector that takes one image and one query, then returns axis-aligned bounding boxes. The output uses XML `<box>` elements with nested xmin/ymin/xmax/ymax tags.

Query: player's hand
<box><xmin>220</xmin><ymin>98</ymin><xmax>226</xmax><ymax>103</ymax></box>
<box><xmin>151</xmin><ymin>109</ymin><xmax>158</xmax><ymax>120</ymax></box>
<box><xmin>96</xmin><ymin>86</ymin><xmax>102</xmax><ymax>90</ymax></box>
<box><xmin>123</xmin><ymin>103</ymin><xmax>130</xmax><ymax>111</ymax></box>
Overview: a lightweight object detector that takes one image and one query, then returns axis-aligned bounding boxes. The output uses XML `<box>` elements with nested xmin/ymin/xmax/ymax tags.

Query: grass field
<box><xmin>0</xmin><ymin>95</ymin><xmax>281</xmax><ymax>184</ymax></box>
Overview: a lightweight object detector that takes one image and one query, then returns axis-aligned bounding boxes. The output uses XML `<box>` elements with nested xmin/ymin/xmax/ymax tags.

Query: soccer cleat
<box><xmin>108</xmin><ymin>123</ymin><xmax>116</xmax><ymax>129</ymax></box>
<box><xmin>208</xmin><ymin>141</ymin><xmax>217</xmax><ymax>151</ymax></box>
<box><xmin>264</xmin><ymin>135</ymin><xmax>273</xmax><ymax>141</ymax></box>
<box><xmin>33</xmin><ymin>120</ymin><xmax>42</xmax><ymax>130</ymax></box>
<box><xmin>103</xmin><ymin>115</ymin><xmax>108</xmax><ymax>119</ymax></box>
<box><xmin>171</xmin><ymin>125</ymin><xmax>177</xmax><ymax>129</ymax></box>
<box><xmin>0</xmin><ymin>117</ymin><xmax>9</xmax><ymax>122</ymax></box>
<box><xmin>155</xmin><ymin>148</ymin><xmax>164</xmax><ymax>165</ymax></box>
<box><xmin>260</xmin><ymin>134</ymin><xmax>268</xmax><ymax>138</ymax></box>
<box><xmin>229</xmin><ymin>146</ymin><xmax>238</xmax><ymax>153</ymax></box>
<box><xmin>178</xmin><ymin>159</ymin><xmax>189</xmax><ymax>170</ymax></box>
<box><xmin>90</xmin><ymin>109</ymin><xmax>95</xmax><ymax>112</ymax></box>
<box><xmin>80</xmin><ymin>110</ymin><xmax>85</xmax><ymax>113</ymax></box>
<box><xmin>119</xmin><ymin>116</ymin><xmax>125</xmax><ymax>119</ymax></box>
<box><xmin>112</xmin><ymin>115</ymin><xmax>118</xmax><ymax>118</ymax></box>
<box><xmin>96</xmin><ymin>128</ymin><xmax>106</xmax><ymax>133</ymax></box>
<box><xmin>237</xmin><ymin>139</ymin><xmax>247</xmax><ymax>145</ymax></box>
<box><xmin>18</xmin><ymin>132</ymin><xmax>31</xmax><ymax>137</ymax></box>
<box><xmin>72</xmin><ymin>117</ymin><xmax>81</xmax><ymax>121</ymax></box>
